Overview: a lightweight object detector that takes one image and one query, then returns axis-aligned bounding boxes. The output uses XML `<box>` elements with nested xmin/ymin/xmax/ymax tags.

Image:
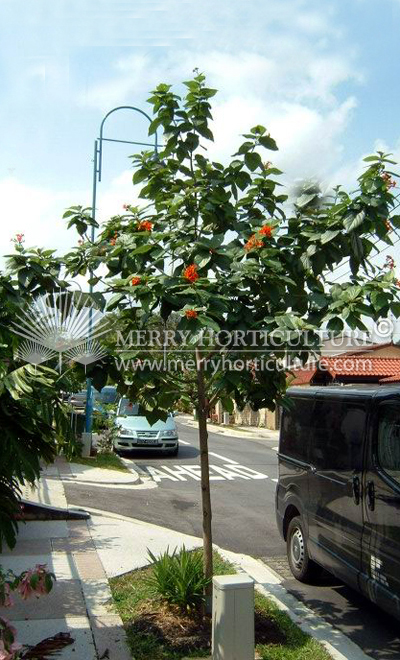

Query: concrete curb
<box><xmin>20</xmin><ymin>500</ymin><xmax>91</xmax><ymax>520</ymax></box>
<box><xmin>177</xmin><ymin>415</ymin><xmax>279</xmax><ymax>441</ymax></box>
<box><xmin>60</xmin><ymin>461</ymin><xmax>142</xmax><ymax>487</ymax></box>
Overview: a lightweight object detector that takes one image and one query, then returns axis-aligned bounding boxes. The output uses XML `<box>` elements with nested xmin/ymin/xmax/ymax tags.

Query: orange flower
<box><xmin>396</xmin><ymin>279</ymin><xmax>400</xmax><ymax>287</ymax></box>
<box><xmin>244</xmin><ymin>234</ymin><xmax>264</xmax><ymax>251</ymax></box>
<box><xmin>385</xmin><ymin>220</ymin><xmax>392</xmax><ymax>232</ymax></box>
<box><xmin>382</xmin><ymin>172</ymin><xmax>397</xmax><ymax>189</ymax></box>
<box><xmin>185</xmin><ymin>309</ymin><xmax>198</xmax><ymax>319</ymax></box>
<box><xmin>110</xmin><ymin>238</ymin><xmax>117</xmax><ymax>246</ymax></box>
<box><xmin>131</xmin><ymin>277</ymin><xmax>141</xmax><ymax>286</ymax></box>
<box><xmin>183</xmin><ymin>264</ymin><xmax>199</xmax><ymax>283</ymax></box>
<box><xmin>259</xmin><ymin>224</ymin><xmax>273</xmax><ymax>238</ymax></box>
<box><xmin>137</xmin><ymin>220</ymin><xmax>153</xmax><ymax>231</ymax></box>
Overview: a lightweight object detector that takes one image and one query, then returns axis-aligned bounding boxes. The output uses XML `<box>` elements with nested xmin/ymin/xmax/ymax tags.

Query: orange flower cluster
<box><xmin>244</xmin><ymin>222</ymin><xmax>274</xmax><ymax>251</ymax></box>
<box><xmin>244</xmin><ymin>234</ymin><xmax>264</xmax><ymax>251</ymax></box>
<box><xmin>131</xmin><ymin>277</ymin><xmax>141</xmax><ymax>286</ymax></box>
<box><xmin>137</xmin><ymin>220</ymin><xmax>153</xmax><ymax>231</ymax></box>
<box><xmin>259</xmin><ymin>224</ymin><xmax>273</xmax><ymax>237</ymax></box>
<box><xmin>396</xmin><ymin>279</ymin><xmax>400</xmax><ymax>287</ymax></box>
<box><xmin>382</xmin><ymin>172</ymin><xmax>397</xmax><ymax>189</ymax></box>
<box><xmin>385</xmin><ymin>219</ymin><xmax>393</xmax><ymax>232</ymax></box>
<box><xmin>183</xmin><ymin>264</ymin><xmax>199</xmax><ymax>283</ymax></box>
<box><xmin>185</xmin><ymin>309</ymin><xmax>198</xmax><ymax>319</ymax></box>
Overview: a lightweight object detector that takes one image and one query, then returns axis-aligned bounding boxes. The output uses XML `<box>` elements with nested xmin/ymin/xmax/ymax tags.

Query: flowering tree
<box><xmin>65</xmin><ymin>74</ymin><xmax>400</xmax><ymax>595</ymax></box>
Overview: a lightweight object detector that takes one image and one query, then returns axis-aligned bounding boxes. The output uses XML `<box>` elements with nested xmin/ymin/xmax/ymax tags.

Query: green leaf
<box><xmin>344</xmin><ymin>210</ymin><xmax>366</xmax><ymax>232</ymax></box>
<box><xmin>131</xmin><ymin>244</ymin><xmax>154</xmax><ymax>255</ymax></box>
<box><xmin>197</xmin><ymin>315</ymin><xmax>220</xmax><ymax>332</ymax></box>
<box><xmin>258</xmin><ymin>135</ymin><xmax>278</xmax><ymax>151</ymax></box>
<box><xmin>320</xmin><ymin>230</ymin><xmax>340</xmax><ymax>244</ymax></box>
<box><xmin>221</xmin><ymin>396</ymin><xmax>234</xmax><ymax>413</ymax></box>
<box><xmin>244</xmin><ymin>152</ymin><xmax>262</xmax><ymax>172</ymax></box>
<box><xmin>327</xmin><ymin>317</ymin><xmax>344</xmax><ymax>333</ymax></box>
<box><xmin>194</xmin><ymin>253</ymin><xmax>211</xmax><ymax>269</ymax></box>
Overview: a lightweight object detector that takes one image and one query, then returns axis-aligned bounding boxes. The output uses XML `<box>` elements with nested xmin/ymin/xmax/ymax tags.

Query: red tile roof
<box><xmin>288</xmin><ymin>356</ymin><xmax>400</xmax><ymax>385</ymax></box>
<box><xmin>379</xmin><ymin>374</ymin><xmax>400</xmax><ymax>383</ymax></box>
<box><xmin>288</xmin><ymin>368</ymin><xmax>316</xmax><ymax>385</ymax></box>
<box><xmin>319</xmin><ymin>356</ymin><xmax>400</xmax><ymax>378</ymax></box>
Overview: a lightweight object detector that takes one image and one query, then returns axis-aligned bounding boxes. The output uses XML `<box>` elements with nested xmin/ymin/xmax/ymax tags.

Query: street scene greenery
<box><xmin>1</xmin><ymin>72</ymin><xmax>400</xmax><ymax>658</ymax></box>
<box><xmin>110</xmin><ymin>549</ymin><xmax>331</xmax><ymax>660</ymax></box>
<box><xmin>65</xmin><ymin>73</ymin><xmax>400</xmax><ymax>588</ymax></box>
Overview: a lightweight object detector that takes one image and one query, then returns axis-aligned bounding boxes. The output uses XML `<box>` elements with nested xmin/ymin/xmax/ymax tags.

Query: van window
<box><xmin>377</xmin><ymin>404</ymin><xmax>400</xmax><ymax>486</ymax></box>
<box><xmin>311</xmin><ymin>401</ymin><xmax>365</xmax><ymax>471</ymax></box>
<box><xmin>281</xmin><ymin>398</ymin><xmax>314</xmax><ymax>462</ymax></box>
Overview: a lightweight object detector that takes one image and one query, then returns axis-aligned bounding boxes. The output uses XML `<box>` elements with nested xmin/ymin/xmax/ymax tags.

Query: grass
<box><xmin>70</xmin><ymin>452</ymin><xmax>129</xmax><ymax>472</ymax></box>
<box><xmin>109</xmin><ymin>551</ymin><xmax>331</xmax><ymax>660</ymax></box>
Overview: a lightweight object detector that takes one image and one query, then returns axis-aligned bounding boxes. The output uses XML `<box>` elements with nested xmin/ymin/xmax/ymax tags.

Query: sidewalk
<box><xmin>1</xmin><ymin>458</ymin><xmax>131</xmax><ymax>660</ymax></box>
<box><xmin>178</xmin><ymin>413</ymin><xmax>280</xmax><ymax>441</ymax></box>
<box><xmin>1</xmin><ymin>457</ymin><xmax>371</xmax><ymax>660</ymax></box>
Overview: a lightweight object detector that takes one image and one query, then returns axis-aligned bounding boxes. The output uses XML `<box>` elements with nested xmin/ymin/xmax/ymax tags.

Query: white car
<box><xmin>114</xmin><ymin>398</ymin><xmax>179</xmax><ymax>455</ymax></box>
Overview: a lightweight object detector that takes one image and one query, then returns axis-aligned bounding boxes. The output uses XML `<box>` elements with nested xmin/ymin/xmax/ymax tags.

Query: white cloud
<box><xmin>78</xmin><ymin>0</ymin><xmax>362</xmax><ymax>183</ymax></box>
<box><xmin>0</xmin><ymin>177</ymin><xmax>89</xmax><ymax>266</ymax></box>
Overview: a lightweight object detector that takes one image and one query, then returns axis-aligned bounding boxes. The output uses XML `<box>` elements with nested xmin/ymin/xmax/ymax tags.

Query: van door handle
<box><xmin>352</xmin><ymin>475</ymin><xmax>361</xmax><ymax>505</ymax></box>
<box><xmin>366</xmin><ymin>480</ymin><xmax>375</xmax><ymax>511</ymax></box>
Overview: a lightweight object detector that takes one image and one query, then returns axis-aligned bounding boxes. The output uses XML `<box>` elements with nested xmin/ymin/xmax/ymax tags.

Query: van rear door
<box><xmin>307</xmin><ymin>396</ymin><xmax>366</xmax><ymax>589</ymax></box>
<box><xmin>361</xmin><ymin>399</ymin><xmax>400</xmax><ymax>618</ymax></box>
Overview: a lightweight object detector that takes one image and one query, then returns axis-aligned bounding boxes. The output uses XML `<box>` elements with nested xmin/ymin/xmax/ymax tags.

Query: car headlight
<box><xmin>160</xmin><ymin>430</ymin><xmax>177</xmax><ymax>438</ymax></box>
<box><xmin>119</xmin><ymin>428</ymin><xmax>136</xmax><ymax>437</ymax></box>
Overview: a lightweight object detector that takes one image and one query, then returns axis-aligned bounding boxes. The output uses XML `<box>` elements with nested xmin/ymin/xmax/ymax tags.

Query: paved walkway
<box><xmin>1</xmin><ymin>458</ymin><xmax>131</xmax><ymax>659</ymax></box>
<box><xmin>178</xmin><ymin>414</ymin><xmax>280</xmax><ymax>440</ymax></box>
<box><xmin>2</xmin><ymin>456</ymin><xmax>371</xmax><ymax>660</ymax></box>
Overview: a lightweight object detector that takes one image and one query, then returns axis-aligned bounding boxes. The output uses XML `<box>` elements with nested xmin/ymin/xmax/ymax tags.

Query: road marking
<box><xmin>272</xmin><ymin>447</ymin><xmax>279</xmax><ymax>452</ymax></box>
<box><xmin>272</xmin><ymin>478</ymin><xmax>278</xmax><ymax>483</ymax></box>
<box><xmin>209</xmin><ymin>452</ymin><xmax>239</xmax><ymax>464</ymax></box>
<box><xmin>179</xmin><ymin>439</ymin><xmax>191</xmax><ymax>445</ymax></box>
<box><xmin>144</xmin><ymin>464</ymin><xmax>269</xmax><ymax>483</ymax></box>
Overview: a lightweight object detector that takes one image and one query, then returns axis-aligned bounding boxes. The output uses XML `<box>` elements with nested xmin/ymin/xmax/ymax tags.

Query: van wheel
<box><xmin>287</xmin><ymin>516</ymin><xmax>319</xmax><ymax>582</ymax></box>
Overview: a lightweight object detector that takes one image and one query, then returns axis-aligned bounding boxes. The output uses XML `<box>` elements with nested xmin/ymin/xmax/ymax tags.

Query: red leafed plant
<box><xmin>0</xmin><ymin>564</ymin><xmax>73</xmax><ymax>659</ymax></box>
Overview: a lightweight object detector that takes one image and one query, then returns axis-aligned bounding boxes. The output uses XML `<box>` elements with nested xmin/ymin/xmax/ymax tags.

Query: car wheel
<box><xmin>287</xmin><ymin>516</ymin><xmax>320</xmax><ymax>582</ymax></box>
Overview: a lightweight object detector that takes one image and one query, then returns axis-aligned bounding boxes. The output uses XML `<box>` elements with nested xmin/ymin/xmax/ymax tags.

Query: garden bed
<box><xmin>69</xmin><ymin>452</ymin><xmax>129</xmax><ymax>472</ymax></box>
<box><xmin>109</xmin><ymin>552</ymin><xmax>331</xmax><ymax>660</ymax></box>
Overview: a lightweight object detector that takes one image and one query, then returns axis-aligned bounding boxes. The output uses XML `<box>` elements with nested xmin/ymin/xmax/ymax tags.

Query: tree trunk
<box><xmin>195</xmin><ymin>348</ymin><xmax>213</xmax><ymax>610</ymax></box>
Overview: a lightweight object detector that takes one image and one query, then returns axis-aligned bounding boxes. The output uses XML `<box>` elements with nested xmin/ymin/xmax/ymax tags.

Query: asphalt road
<box><xmin>64</xmin><ymin>419</ymin><xmax>400</xmax><ymax>659</ymax></box>
<box><xmin>66</xmin><ymin>420</ymin><xmax>284</xmax><ymax>556</ymax></box>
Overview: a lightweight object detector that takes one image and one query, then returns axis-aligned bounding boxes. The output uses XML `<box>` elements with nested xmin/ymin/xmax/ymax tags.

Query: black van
<box><xmin>276</xmin><ymin>385</ymin><xmax>400</xmax><ymax>620</ymax></box>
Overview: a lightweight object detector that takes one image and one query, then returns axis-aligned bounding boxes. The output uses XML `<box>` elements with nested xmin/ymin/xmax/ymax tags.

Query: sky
<box><xmin>1</xmin><ymin>0</ymin><xmax>400</xmax><ymax>280</ymax></box>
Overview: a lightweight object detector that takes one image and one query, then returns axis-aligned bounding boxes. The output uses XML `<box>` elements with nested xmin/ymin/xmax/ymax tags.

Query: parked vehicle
<box><xmin>114</xmin><ymin>398</ymin><xmax>179</xmax><ymax>455</ymax></box>
<box><xmin>276</xmin><ymin>385</ymin><xmax>400</xmax><ymax>620</ymax></box>
<box><xmin>97</xmin><ymin>385</ymin><xmax>119</xmax><ymax>405</ymax></box>
<box><xmin>68</xmin><ymin>388</ymin><xmax>100</xmax><ymax>410</ymax></box>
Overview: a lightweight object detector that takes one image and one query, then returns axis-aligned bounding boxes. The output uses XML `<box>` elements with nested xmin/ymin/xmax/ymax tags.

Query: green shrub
<box><xmin>146</xmin><ymin>546</ymin><xmax>210</xmax><ymax>611</ymax></box>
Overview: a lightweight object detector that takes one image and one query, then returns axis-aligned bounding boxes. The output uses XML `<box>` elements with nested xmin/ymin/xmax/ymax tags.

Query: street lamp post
<box><xmin>85</xmin><ymin>106</ymin><xmax>159</xmax><ymax>434</ymax></box>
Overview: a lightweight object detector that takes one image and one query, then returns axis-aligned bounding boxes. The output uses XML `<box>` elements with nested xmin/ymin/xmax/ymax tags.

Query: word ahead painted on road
<box><xmin>146</xmin><ymin>464</ymin><xmax>268</xmax><ymax>482</ymax></box>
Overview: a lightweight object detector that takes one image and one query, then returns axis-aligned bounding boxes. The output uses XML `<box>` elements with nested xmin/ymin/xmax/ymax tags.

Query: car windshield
<box><xmin>118</xmin><ymin>399</ymin><xmax>139</xmax><ymax>416</ymax></box>
<box><xmin>100</xmin><ymin>387</ymin><xmax>117</xmax><ymax>403</ymax></box>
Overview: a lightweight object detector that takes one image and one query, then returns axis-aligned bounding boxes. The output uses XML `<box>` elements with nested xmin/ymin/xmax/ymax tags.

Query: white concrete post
<box><xmin>212</xmin><ymin>574</ymin><xmax>254</xmax><ymax>660</ymax></box>
<box><xmin>81</xmin><ymin>432</ymin><xmax>92</xmax><ymax>458</ymax></box>
<box><xmin>223</xmin><ymin>412</ymin><xmax>230</xmax><ymax>425</ymax></box>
